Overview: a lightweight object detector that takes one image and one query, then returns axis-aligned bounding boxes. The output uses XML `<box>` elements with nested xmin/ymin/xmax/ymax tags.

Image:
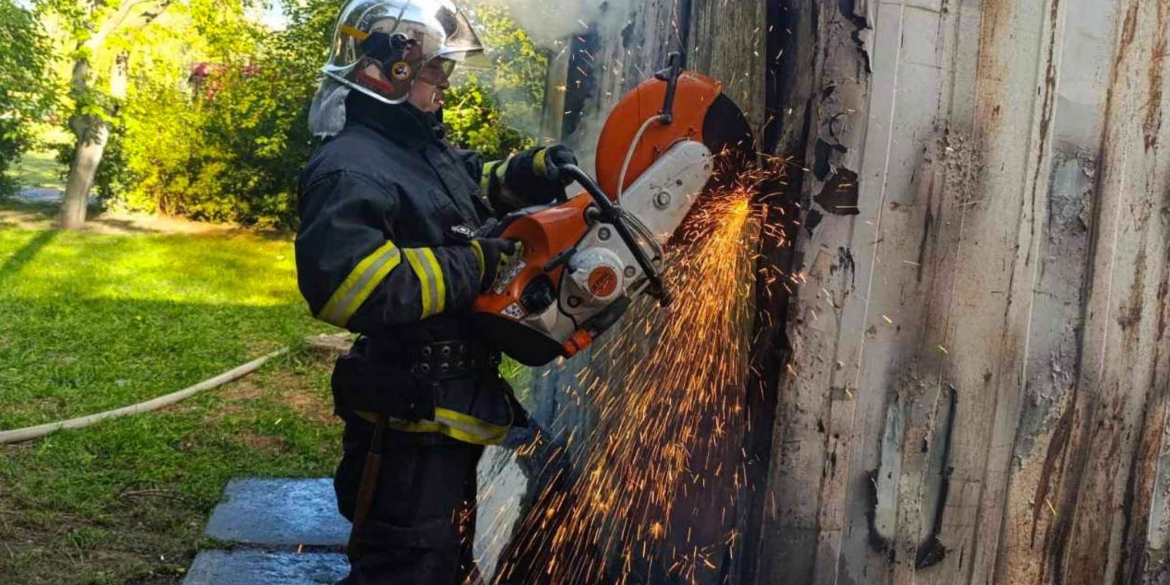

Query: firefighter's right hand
<box><xmin>472</xmin><ymin>238</ymin><xmax>518</xmax><ymax>292</ymax></box>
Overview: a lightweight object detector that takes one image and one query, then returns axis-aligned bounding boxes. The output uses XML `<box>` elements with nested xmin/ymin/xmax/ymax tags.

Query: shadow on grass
<box><xmin>0</xmin><ymin>198</ymin><xmax>60</xmax><ymax>229</ymax></box>
<box><xmin>0</xmin><ymin>198</ymin><xmax>297</xmax><ymax>238</ymax></box>
<box><xmin>0</xmin><ymin>230</ymin><xmax>58</xmax><ymax>285</ymax></box>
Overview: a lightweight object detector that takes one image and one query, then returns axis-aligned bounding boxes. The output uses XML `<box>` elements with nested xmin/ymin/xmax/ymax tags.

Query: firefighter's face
<box><xmin>408</xmin><ymin>57</ymin><xmax>454</xmax><ymax>113</ymax></box>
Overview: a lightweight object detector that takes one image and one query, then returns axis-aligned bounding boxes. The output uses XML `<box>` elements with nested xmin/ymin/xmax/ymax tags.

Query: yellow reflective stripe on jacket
<box><xmin>317</xmin><ymin>241</ymin><xmax>402</xmax><ymax>327</ymax></box>
<box><xmin>494</xmin><ymin>156</ymin><xmax>511</xmax><ymax>181</ymax></box>
<box><xmin>355</xmin><ymin>408</ymin><xmax>510</xmax><ymax>445</ymax></box>
<box><xmin>403</xmin><ymin>248</ymin><xmax>446</xmax><ymax>319</ymax></box>
<box><xmin>480</xmin><ymin>157</ymin><xmax>511</xmax><ymax>196</ymax></box>
<box><xmin>480</xmin><ymin>161</ymin><xmax>500</xmax><ymax>194</ymax></box>
<box><xmin>470</xmin><ymin>240</ymin><xmax>485</xmax><ymax>284</ymax></box>
<box><xmin>533</xmin><ymin>148</ymin><xmax>548</xmax><ymax>178</ymax></box>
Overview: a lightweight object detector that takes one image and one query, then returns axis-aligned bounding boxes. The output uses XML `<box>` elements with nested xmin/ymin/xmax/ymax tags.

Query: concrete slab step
<box><xmin>182</xmin><ymin>550</ymin><xmax>347</xmax><ymax>585</ymax></box>
<box><xmin>188</xmin><ymin>426</ymin><xmax>570</xmax><ymax>583</ymax></box>
<box><xmin>204</xmin><ymin>478</ymin><xmax>350</xmax><ymax>548</ymax></box>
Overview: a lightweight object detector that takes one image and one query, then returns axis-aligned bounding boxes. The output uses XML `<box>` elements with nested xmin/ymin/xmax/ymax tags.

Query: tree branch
<box><xmin>84</xmin><ymin>0</ymin><xmax>166</xmax><ymax>50</ymax></box>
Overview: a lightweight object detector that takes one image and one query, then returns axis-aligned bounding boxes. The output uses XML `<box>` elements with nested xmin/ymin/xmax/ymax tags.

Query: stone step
<box><xmin>183</xmin><ymin>550</ymin><xmax>348</xmax><ymax>585</ymax></box>
<box><xmin>184</xmin><ymin>426</ymin><xmax>569</xmax><ymax>584</ymax></box>
<box><xmin>203</xmin><ymin>478</ymin><xmax>351</xmax><ymax>548</ymax></box>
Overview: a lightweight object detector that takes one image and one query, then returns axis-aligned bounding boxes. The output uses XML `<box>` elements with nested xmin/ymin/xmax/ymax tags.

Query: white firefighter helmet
<box><xmin>322</xmin><ymin>0</ymin><xmax>488</xmax><ymax>105</ymax></box>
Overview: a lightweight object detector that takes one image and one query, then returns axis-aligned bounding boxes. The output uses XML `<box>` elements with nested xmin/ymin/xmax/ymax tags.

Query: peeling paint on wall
<box><xmin>533</xmin><ymin>0</ymin><xmax>1169</xmax><ymax>583</ymax></box>
<box><xmin>757</xmin><ymin>0</ymin><xmax>1170</xmax><ymax>583</ymax></box>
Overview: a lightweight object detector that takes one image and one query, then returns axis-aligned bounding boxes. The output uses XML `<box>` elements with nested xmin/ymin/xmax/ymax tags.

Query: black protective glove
<box><xmin>471</xmin><ymin>238</ymin><xmax>518</xmax><ymax>292</ymax></box>
<box><xmin>538</xmin><ymin>144</ymin><xmax>579</xmax><ymax>185</ymax></box>
<box><xmin>502</xmin><ymin>145</ymin><xmax>579</xmax><ymax>206</ymax></box>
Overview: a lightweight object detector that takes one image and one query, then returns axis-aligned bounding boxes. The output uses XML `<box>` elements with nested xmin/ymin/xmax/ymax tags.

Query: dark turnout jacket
<box><xmin>295</xmin><ymin>91</ymin><xmax>518</xmax><ymax>445</ymax></box>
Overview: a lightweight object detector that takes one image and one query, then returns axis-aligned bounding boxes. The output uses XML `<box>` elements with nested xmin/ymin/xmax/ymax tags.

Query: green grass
<box><xmin>0</xmin><ymin>212</ymin><xmax>342</xmax><ymax>584</ymax></box>
<box><xmin>0</xmin><ymin>226</ymin><xmax>332</xmax><ymax>429</ymax></box>
<box><xmin>10</xmin><ymin>149</ymin><xmax>65</xmax><ymax>191</ymax></box>
<box><xmin>0</xmin><ymin>352</ymin><xmax>342</xmax><ymax>585</ymax></box>
<box><xmin>0</xmin><ymin>202</ymin><xmax>534</xmax><ymax>584</ymax></box>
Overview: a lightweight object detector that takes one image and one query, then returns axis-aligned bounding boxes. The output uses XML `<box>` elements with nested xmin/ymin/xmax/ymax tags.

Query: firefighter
<box><xmin>295</xmin><ymin>0</ymin><xmax>576</xmax><ymax>582</ymax></box>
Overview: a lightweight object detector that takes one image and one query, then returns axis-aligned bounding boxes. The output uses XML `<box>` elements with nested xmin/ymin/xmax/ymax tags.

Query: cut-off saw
<box><xmin>473</xmin><ymin>55</ymin><xmax>754</xmax><ymax>366</ymax></box>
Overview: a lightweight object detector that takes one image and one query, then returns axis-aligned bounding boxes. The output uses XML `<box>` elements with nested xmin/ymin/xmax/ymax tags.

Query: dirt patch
<box><xmin>219</xmin><ymin>379</ymin><xmax>266</xmax><ymax>403</ymax></box>
<box><xmin>235</xmin><ymin>432</ymin><xmax>292</xmax><ymax>453</ymax></box>
<box><xmin>269</xmin><ymin>360</ymin><xmax>336</xmax><ymax>426</ymax></box>
<box><xmin>0</xmin><ymin>497</ymin><xmax>197</xmax><ymax>585</ymax></box>
<box><xmin>284</xmin><ymin>387</ymin><xmax>334</xmax><ymax>426</ymax></box>
<box><xmin>199</xmin><ymin>352</ymin><xmax>334</xmax><ymax>425</ymax></box>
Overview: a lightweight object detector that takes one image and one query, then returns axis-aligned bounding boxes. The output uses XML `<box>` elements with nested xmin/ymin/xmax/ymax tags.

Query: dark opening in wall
<box><xmin>734</xmin><ymin>0</ymin><xmax>809</xmax><ymax>583</ymax></box>
<box><xmin>561</xmin><ymin>25</ymin><xmax>601</xmax><ymax>140</ymax></box>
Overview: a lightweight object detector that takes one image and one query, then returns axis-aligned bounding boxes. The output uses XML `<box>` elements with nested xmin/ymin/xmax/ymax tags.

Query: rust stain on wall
<box><xmin>1144</xmin><ymin>0</ymin><xmax>1167</xmax><ymax>152</ymax></box>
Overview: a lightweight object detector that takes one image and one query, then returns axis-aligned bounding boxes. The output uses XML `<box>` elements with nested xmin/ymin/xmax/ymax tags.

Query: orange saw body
<box><xmin>473</xmin><ymin>59</ymin><xmax>752</xmax><ymax>367</ymax></box>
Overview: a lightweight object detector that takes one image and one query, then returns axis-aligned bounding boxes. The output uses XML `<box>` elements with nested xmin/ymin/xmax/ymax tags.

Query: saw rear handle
<box><xmin>557</xmin><ymin>164</ymin><xmax>672</xmax><ymax>308</ymax></box>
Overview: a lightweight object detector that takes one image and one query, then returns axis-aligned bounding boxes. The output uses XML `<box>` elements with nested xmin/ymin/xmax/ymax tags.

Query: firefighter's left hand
<box><xmin>539</xmin><ymin>145</ymin><xmax>578</xmax><ymax>186</ymax></box>
<box><xmin>500</xmin><ymin>145</ymin><xmax>579</xmax><ymax>207</ymax></box>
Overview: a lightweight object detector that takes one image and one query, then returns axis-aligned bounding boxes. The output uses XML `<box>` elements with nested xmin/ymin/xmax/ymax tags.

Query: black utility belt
<box><xmin>332</xmin><ymin>338</ymin><xmax>502</xmax><ymax>422</ymax></box>
<box><xmin>409</xmin><ymin>340</ymin><xmax>502</xmax><ymax>381</ymax></box>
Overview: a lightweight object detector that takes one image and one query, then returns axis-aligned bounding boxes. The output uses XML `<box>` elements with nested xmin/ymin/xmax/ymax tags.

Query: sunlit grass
<box><xmin>0</xmin><ymin>226</ymin><xmax>333</xmax><ymax>429</ymax></box>
<box><xmin>0</xmin><ymin>216</ymin><xmax>341</xmax><ymax>584</ymax></box>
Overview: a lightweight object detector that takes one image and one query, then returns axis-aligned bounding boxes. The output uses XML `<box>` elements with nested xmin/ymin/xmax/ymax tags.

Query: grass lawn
<box><xmin>0</xmin><ymin>198</ymin><xmax>535</xmax><ymax>584</ymax></box>
<box><xmin>0</xmin><ymin>202</ymin><xmax>343</xmax><ymax>584</ymax></box>
<box><xmin>0</xmin><ymin>354</ymin><xmax>341</xmax><ymax>585</ymax></box>
<box><xmin>6</xmin><ymin>125</ymin><xmax>70</xmax><ymax>192</ymax></box>
<box><xmin>10</xmin><ymin>149</ymin><xmax>65</xmax><ymax>192</ymax></box>
<box><xmin>0</xmin><ymin>222</ymin><xmax>332</xmax><ymax>428</ymax></box>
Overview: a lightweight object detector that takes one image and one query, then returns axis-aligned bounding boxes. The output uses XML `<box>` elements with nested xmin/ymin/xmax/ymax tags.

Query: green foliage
<box><xmin>34</xmin><ymin>0</ymin><xmax>548</xmax><ymax>225</ymax></box>
<box><xmin>0</xmin><ymin>0</ymin><xmax>58</xmax><ymax>196</ymax></box>
<box><xmin>81</xmin><ymin>0</ymin><xmax>324</xmax><ymax>225</ymax></box>
<box><xmin>445</xmin><ymin>2</ymin><xmax>548</xmax><ymax>159</ymax></box>
<box><xmin>84</xmin><ymin>0</ymin><xmax>318</xmax><ymax>226</ymax></box>
<box><xmin>464</xmin><ymin>3</ymin><xmax>547</xmax><ymax>120</ymax></box>
<box><xmin>444</xmin><ymin>75</ymin><xmax>533</xmax><ymax>160</ymax></box>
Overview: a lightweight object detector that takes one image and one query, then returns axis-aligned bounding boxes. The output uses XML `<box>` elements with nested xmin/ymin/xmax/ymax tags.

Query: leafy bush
<box><xmin>0</xmin><ymin>0</ymin><xmax>57</xmax><ymax>197</ymax></box>
<box><xmin>74</xmin><ymin>0</ymin><xmax>547</xmax><ymax>226</ymax></box>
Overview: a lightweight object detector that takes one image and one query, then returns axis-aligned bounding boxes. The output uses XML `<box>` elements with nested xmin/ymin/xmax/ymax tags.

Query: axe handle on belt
<box><xmin>346</xmin><ymin>410</ymin><xmax>388</xmax><ymax>559</ymax></box>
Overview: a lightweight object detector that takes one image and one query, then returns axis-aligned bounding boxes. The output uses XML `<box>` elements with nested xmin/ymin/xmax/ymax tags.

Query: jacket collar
<box><xmin>344</xmin><ymin>90</ymin><xmax>446</xmax><ymax>148</ymax></box>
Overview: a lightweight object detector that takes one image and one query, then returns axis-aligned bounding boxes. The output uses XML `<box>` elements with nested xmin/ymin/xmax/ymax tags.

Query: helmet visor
<box><xmin>415</xmin><ymin>57</ymin><xmax>457</xmax><ymax>85</ymax></box>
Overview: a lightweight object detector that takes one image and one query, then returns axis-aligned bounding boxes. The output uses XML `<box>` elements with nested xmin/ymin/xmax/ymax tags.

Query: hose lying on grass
<box><xmin>0</xmin><ymin>347</ymin><xmax>290</xmax><ymax>445</ymax></box>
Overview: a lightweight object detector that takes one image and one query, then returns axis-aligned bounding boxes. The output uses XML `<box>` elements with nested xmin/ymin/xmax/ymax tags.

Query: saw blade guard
<box><xmin>594</xmin><ymin>71</ymin><xmax>754</xmax><ymax>201</ymax></box>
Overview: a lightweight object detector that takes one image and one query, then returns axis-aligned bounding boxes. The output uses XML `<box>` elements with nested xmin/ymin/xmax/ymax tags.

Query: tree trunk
<box><xmin>58</xmin><ymin>116</ymin><xmax>108</xmax><ymax>229</ymax></box>
<box><xmin>58</xmin><ymin>51</ymin><xmax>126</xmax><ymax>229</ymax></box>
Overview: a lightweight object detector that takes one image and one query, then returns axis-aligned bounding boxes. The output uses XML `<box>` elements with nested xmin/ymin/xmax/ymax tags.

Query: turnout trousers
<box><xmin>334</xmin><ymin>413</ymin><xmax>485</xmax><ymax>585</ymax></box>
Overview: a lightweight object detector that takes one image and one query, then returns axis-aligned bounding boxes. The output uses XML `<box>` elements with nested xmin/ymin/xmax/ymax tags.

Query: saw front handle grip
<box><xmin>557</xmin><ymin>164</ymin><xmax>672</xmax><ymax>307</ymax></box>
